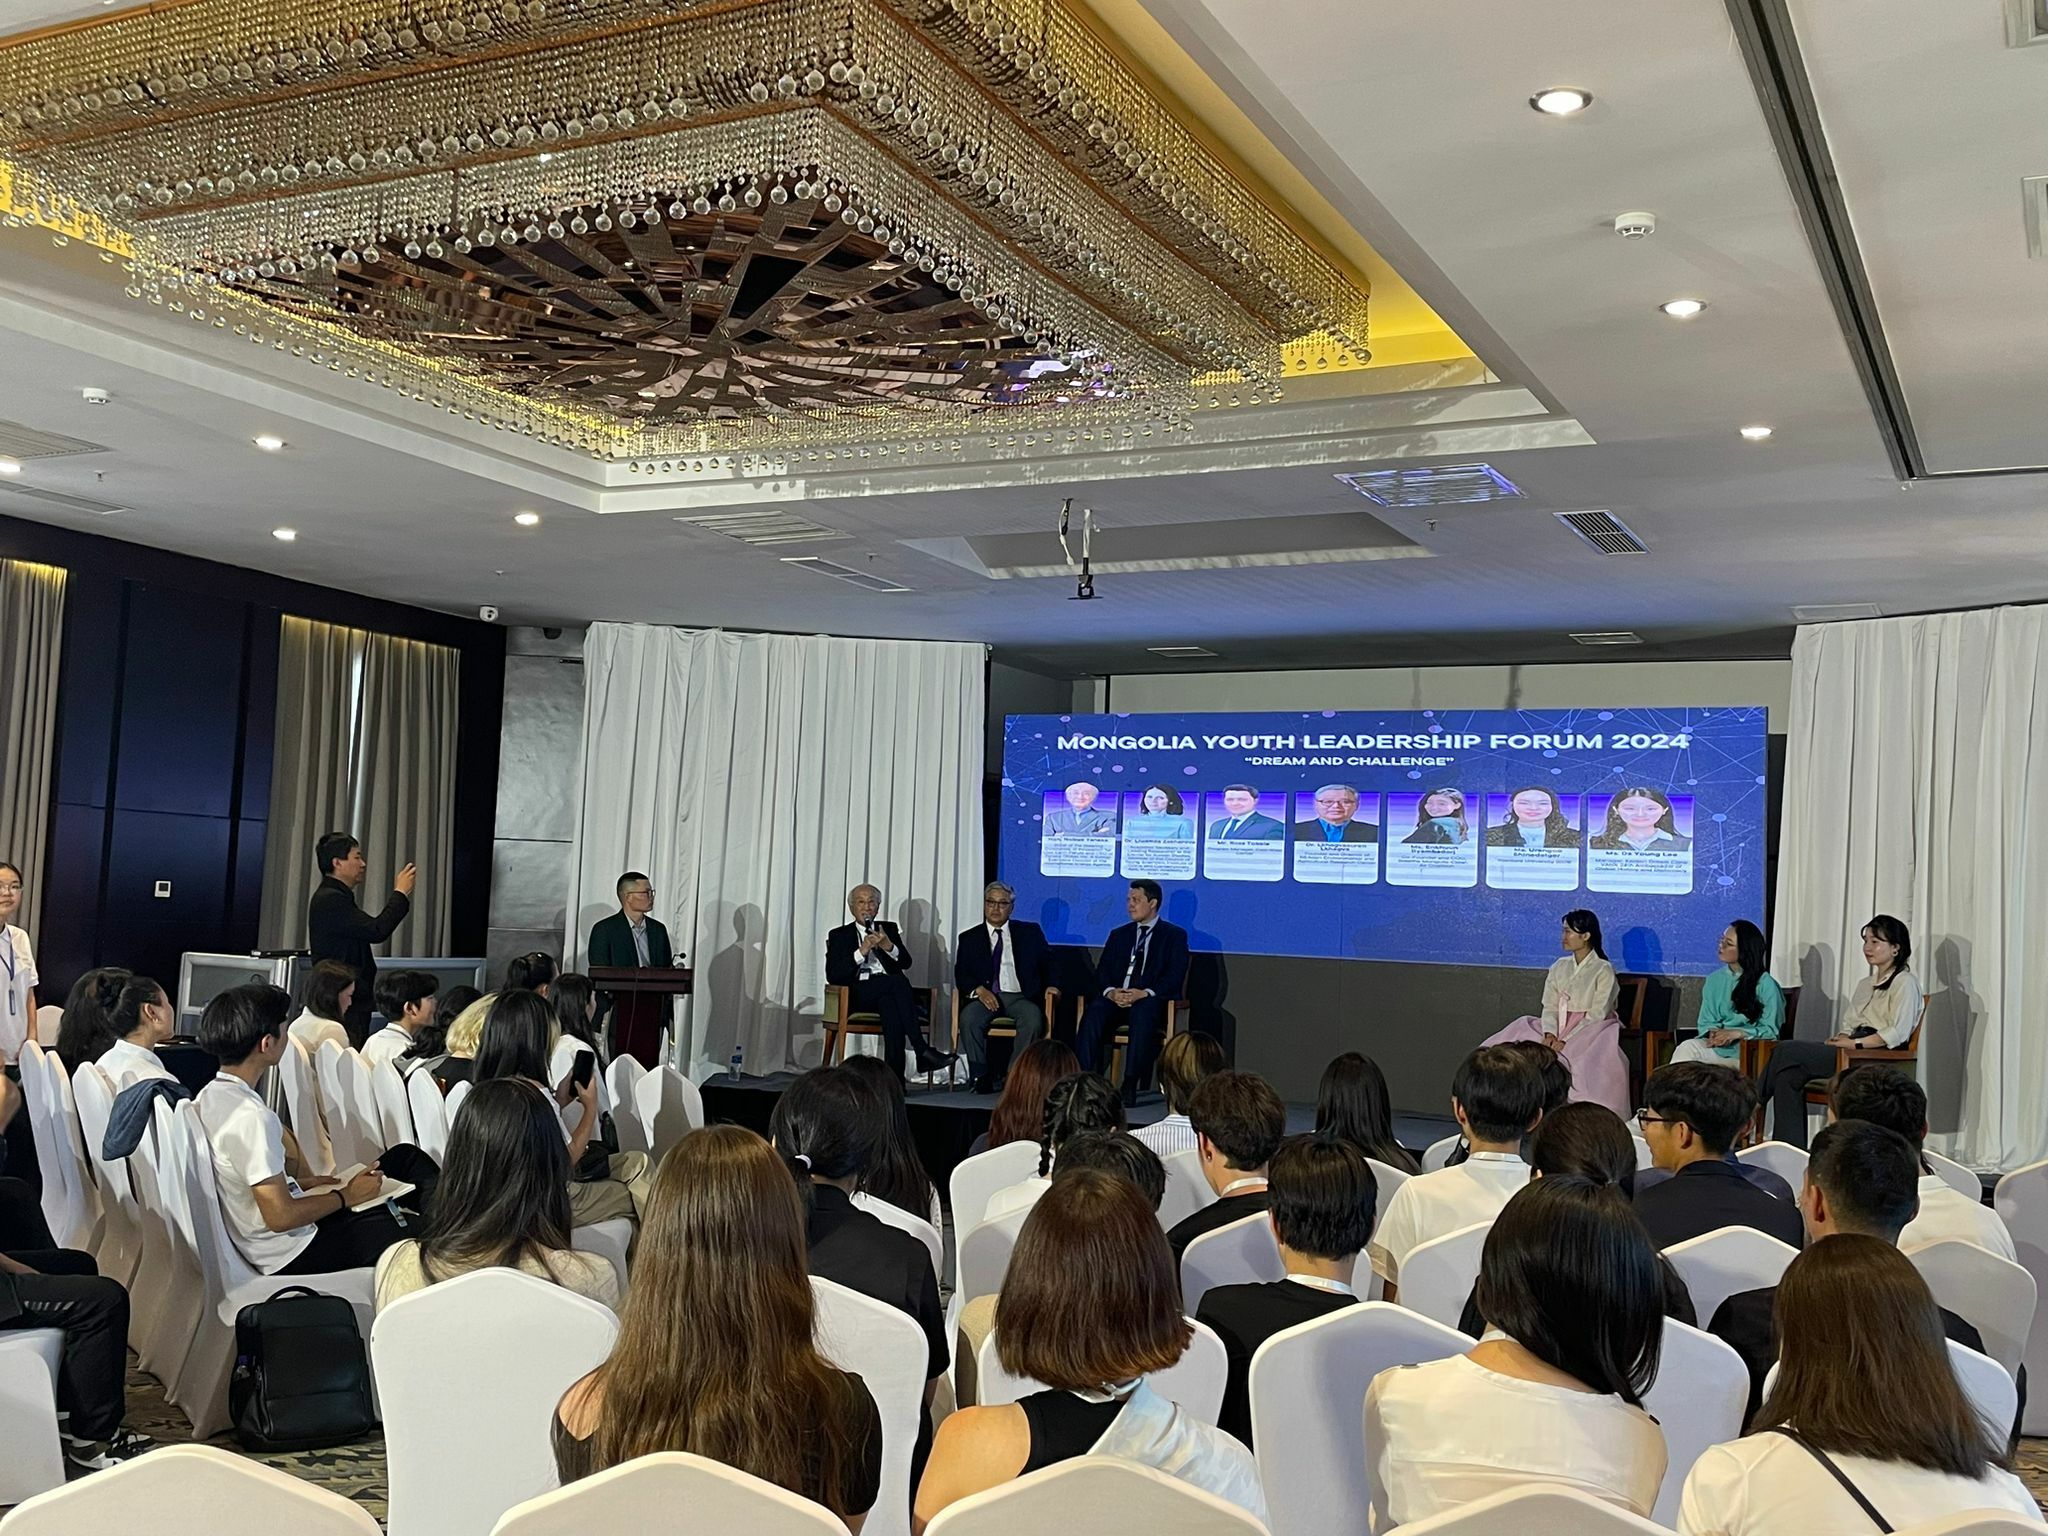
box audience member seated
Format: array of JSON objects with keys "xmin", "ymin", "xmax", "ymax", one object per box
[
  {"xmin": 430, "ymin": 989, "xmax": 493, "ymax": 1088},
  {"xmin": 1198, "ymin": 1134, "xmax": 1373, "ymax": 1447},
  {"xmin": 1831, "ymin": 1065, "xmax": 2015, "ymax": 1260},
  {"xmin": 1370, "ymin": 1046, "xmax": 1540, "ymax": 1300},
  {"xmin": 51, "ymin": 967, "xmax": 132, "ymax": 1071},
  {"xmin": 504, "ymin": 949, "xmax": 558, "ymax": 995},
  {"xmin": 1444, "ymin": 1039, "xmax": 1568, "ymax": 1168},
  {"xmin": 968, "ymin": 1039, "xmax": 1078, "ymax": 1157},
  {"xmin": 289, "ymin": 960, "xmax": 358, "ymax": 1057},
  {"xmin": 374, "ymin": 1077, "xmax": 619, "ymax": 1313},
  {"xmin": 97, "ymin": 974, "xmax": 179, "ymax": 1092},
  {"xmin": 1679, "ymin": 1235, "xmax": 2042, "ymax": 1534},
  {"xmin": 363, "ymin": 970, "xmax": 439, "ymax": 1071},
  {"xmin": 1456, "ymin": 1102, "xmax": 1696, "ymax": 1333},
  {"xmin": 0, "ymin": 1243, "xmax": 148, "ymax": 1469},
  {"xmin": 401, "ymin": 982, "xmax": 472, "ymax": 1079},
  {"xmin": 771, "ymin": 1068, "xmax": 948, "ymax": 1432},
  {"xmin": 1314, "ymin": 1050, "xmax": 1421, "ymax": 1174},
  {"xmin": 547, "ymin": 972, "xmax": 610, "ymax": 1123},
  {"xmin": 1137, "ymin": 1031, "xmax": 1225, "ymax": 1159},
  {"xmin": 915, "ymin": 1169, "xmax": 1266, "ymax": 1531},
  {"xmin": 1709, "ymin": 1119, "xmax": 1988, "ymax": 1427},
  {"xmin": 1166, "ymin": 1070, "xmax": 1287, "ymax": 1263},
  {"xmin": 984, "ymin": 1071, "xmax": 1125, "ymax": 1224},
  {"xmin": 195, "ymin": 983, "xmax": 418, "ymax": 1273},
  {"xmin": 476, "ymin": 989, "xmax": 645, "ymax": 1226},
  {"xmin": 553, "ymin": 1125, "xmax": 883, "ymax": 1529},
  {"xmin": 1367, "ymin": 1176, "xmax": 1667, "ymax": 1525},
  {"xmin": 840, "ymin": 1052, "xmax": 941, "ymax": 1226},
  {"xmin": 1634, "ymin": 1063, "xmax": 1803, "ymax": 1250}
]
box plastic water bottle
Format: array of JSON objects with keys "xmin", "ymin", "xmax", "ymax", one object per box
[{"xmin": 729, "ymin": 1044, "xmax": 744, "ymax": 1082}]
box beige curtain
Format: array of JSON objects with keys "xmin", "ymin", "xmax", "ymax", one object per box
[
  {"xmin": 259, "ymin": 616, "xmax": 459, "ymax": 953},
  {"xmin": 0, "ymin": 560, "xmax": 65, "ymax": 940}
]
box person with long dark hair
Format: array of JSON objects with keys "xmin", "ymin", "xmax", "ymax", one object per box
[
  {"xmin": 1760, "ymin": 914, "xmax": 1921, "ymax": 1150},
  {"xmin": 1402, "ymin": 787, "xmax": 1472, "ymax": 845},
  {"xmin": 288, "ymin": 959, "xmax": 357, "ymax": 1056},
  {"xmin": 974, "ymin": 1039, "xmax": 1078, "ymax": 1154},
  {"xmin": 1482, "ymin": 909, "xmax": 1628, "ymax": 1116},
  {"xmin": 1315, "ymin": 1051, "xmax": 1420, "ymax": 1173},
  {"xmin": 553, "ymin": 1125, "xmax": 883, "ymax": 1526},
  {"xmin": 1673, "ymin": 920, "xmax": 1785, "ymax": 1067},
  {"xmin": 375, "ymin": 1077, "xmax": 617, "ymax": 1312},
  {"xmin": 1679, "ymin": 1236, "xmax": 2040, "ymax": 1533},
  {"xmin": 547, "ymin": 972, "xmax": 609, "ymax": 1112},
  {"xmin": 839, "ymin": 1052, "xmax": 939, "ymax": 1228},
  {"xmin": 52, "ymin": 968, "xmax": 133, "ymax": 1072},
  {"xmin": 1591, "ymin": 786, "xmax": 1692, "ymax": 851},
  {"xmin": 1368, "ymin": 1177, "xmax": 1667, "ymax": 1524},
  {"xmin": 983, "ymin": 1071, "xmax": 1126, "ymax": 1223},
  {"xmin": 96, "ymin": 975, "xmax": 178, "ymax": 1092},
  {"xmin": 1483, "ymin": 786, "xmax": 1583, "ymax": 848},
  {"xmin": 1124, "ymin": 783, "xmax": 1194, "ymax": 840}
]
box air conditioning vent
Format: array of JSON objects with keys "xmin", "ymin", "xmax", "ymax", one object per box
[
  {"xmin": 1334, "ymin": 462, "xmax": 1525, "ymax": 508},
  {"xmin": 1554, "ymin": 509, "xmax": 1648, "ymax": 555},
  {"xmin": 0, "ymin": 419, "xmax": 107, "ymax": 462},
  {"xmin": 1569, "ymin": 631, "xmax": 1644, "ymax": 647},
  {"xmin": 674, "ymin": 508, "xmax": 847, "ymax": 545},
  {"xmin": 778, "ymin": 555, "xmax": 908, "ymax": 593},
  {"xmin": 1146, "ymin": 645, "xmax": 1219, "ymax": 659},
  {"xmin": 1791, "ymin": 602, "xmax": 1882, "ymax": 622},
  {"xmin": 0, "ymin": 483, "xmax": 124, "ymax": 515}
]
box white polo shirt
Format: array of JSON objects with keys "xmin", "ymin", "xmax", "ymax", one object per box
[
  {"xmin": 360, "ymin": 1024, "xmax": 414, "ymax": 1071},
  {"xmin": 99, "ymin": 1036, "xmax": 177, "ymax": 1094},
  {"xmin": 1904, "ymin": 1174, "xmax": 2018, "ymax": 1263},
  {"xmin": 0, "ymin": 924, "xmax": 38, "ymax": 1063},
  {"xmin": 195, "ymin": 1073, "xmax": 318, "ymax": 1274},
  {"xmin": 1369, "ymin": 1151, "xmax": 1531, "ymax": 1285}
]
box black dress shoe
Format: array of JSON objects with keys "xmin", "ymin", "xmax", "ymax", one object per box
[{"xmin": 917, "ymin": 1047, "xmax": 959, "ymax": 1076}]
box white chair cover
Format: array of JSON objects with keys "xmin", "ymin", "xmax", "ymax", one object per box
[
  {"xmin": 368, "ymin": 1059, "xmax": 416, "ymax": 1149},
  {"xmin": 373, "ymin": 1269, "xmax": 619, "ymax": 1536},
  {"xmin": 32, "ymin": 1003, "xmax": 61, "ymax": 1039},
  {"xmin": 405, "ymin": 1069, "xmax": 451, "ymax": 1162},
  {"xmin": 125, "ymin": 1100, "xmax": 203, "ymax": 1383},
  {"xmin": 811, "ymin": 1276, "xmax": 929, "ymax": 1536},
  {"xmin": 488, "ymin": 1451, "xmax": 847, "ymax": 1536},
  {"xmin": 921, "ymin": 1453, "xmax": 1268, "ymax": 1536},
  {"xmin": 48, "ymin": 1054, "xmax": 105, "ymax": 1251},
  {"xmin": 1926, "ymin": 1149, "xmax": 1984, "ymax": 1202},
  {"xmin": 1381, "ymin": 1483, "xmax": 1668, "ymax": 1534},
  {"xmin": 1179, "ymin": 1212, "xmax": 1284, "ymax": 1314},
  {"xmin": 1641, "ymin": 1319, "xmax": 1748, "ymax": 1527},
  {"xmin": 1735, "ymin": 1140, "xmax": 1808, "ymax": 1192},
  {"xmin": 1420, "ymin": 1133, "xmax": 1460, "ymax": 1173},
  {"xmin": 976, "ymin": 1318, "xmax": 1229, "ymax": 1427},
  {"xmin": 955, "ymin": 1207, "xmax": 1029, "ymax": 1309},
  {"xmin": 569, "ymin": 1219, "xmax": 632, "ymax": 1293},
  {"xmin": 1393, "ymin": 1220, "xmax": 1490, "ymax": 1330},
  {"xmin": 1993, "ymin": 1157, "xmax": 2048, "ymax": 1432},
  {"xmin": 1632, "ymin": 1135, "xmax": 1654, "ymax": 1173},
  {"xmin": 1159, "ymin": 1148, "xmax": 1216, "ymax": 1230},
  {"xmin": 1663, "ymin": 1226, "xmax": 1799, "ymax": 1327},
  {"xmin": 1252, "ymin": 1301, "xmax": 1468, "ymax": 1536},
  {"xmin": 853, "ymin": 1191, "xmax": 943, "ymax": 1285},
  {"xmin": 16, "ymin": 1043, "xmax": 94, "ymax": 1250},
  {"xmin": 278, "ymin": 1036, "xmax": 335, "ymax": 1179},
  {"xmin": 0, "ymin": 1442, "xmax": 381, "ymax": 1536},
  {"xmin": 315, "ymin": 1041, "xmax": 382, "ymax": 1172},
  {"xmin": 1905, "ymin": 1239, "xmax": 2037, "ymax": 1377},
  {"xmin": 69, "ymin": 1063, "xmax": 142, "ymax": 1290},
  {"xmin": 630, "ymin": 1064, "xmax": 702, "ymax": 1164},
  {"xmin": 445, "ymin": 1078, "xmax": 474, "ymax": 1124},
  {"xmin": 1761, "ymin": 1338, "xmax": 2014, "ymax": 1450},
  {"xmin": 948, "ymin": 1141, "xmax": 1039, "ymax": 1235},
  {"xmin": 604, "ymin": 1057, "xmax": 650, "ymax": 1154},
  {"xmin": 1363, "ymin": 1159, "xmax": 1412, "ymax": 1299},
  {"xmin": 0, "ymin": 1329, "xmax": 65, "ymax": 1505}
]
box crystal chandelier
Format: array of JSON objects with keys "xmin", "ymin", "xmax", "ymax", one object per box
[{"xmin": 0, "ymin": 0, "xmax": 1370, "ymax": 458}]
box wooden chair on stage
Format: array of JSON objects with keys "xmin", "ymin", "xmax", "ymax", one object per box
[
  {"xmin": 950, "ymin": 986, "xmax": 1062, "ymax": 1079},
  {"xmin": 1615, "ymin": 974, "xmax": 1660, "ymax": 1106},
  {"xmin": 822, "ymin": 984, "xmax": 942, "ymax": 1078},
  {"xmin": 1071, "ymin": 989, "xmax": 1188, "ymax": 1093},
  {"xmin": 1740, "ymin": 986, "xmax": 1797, "ymax": 1144},
  {"xmin": 1750, "ymin": 991, "xmax": 1925, "ymax": 1144}
]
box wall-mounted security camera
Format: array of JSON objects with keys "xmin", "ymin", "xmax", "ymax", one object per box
[{"xmin": 477, "ymin": 605, "xmax": 500, "ymax": 622}]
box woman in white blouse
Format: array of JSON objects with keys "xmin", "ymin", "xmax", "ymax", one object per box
[
  {"xmin": 0, "ymin": 859, "xmax": 38, "ymax": 1064},
  {"xmin": 1482, "ymin": 909, "xmax": 1630, "ymax": 1116},
  {"xmin": 1760, "ymin": 914, "xmax": 1923, "ymax": 1150},
  {"xmin": 97, "ymin": 976, "xmax": 179, "ymax": 1092},
  {"xmin": 1367, "ymin": 1175, "xmax": 1667, "ymax": 1525},
  {"xmin": 288, "ymin": 960, "xmax": 358, "ymax": 1056},
  {"xmin": 1679, "ymin": 1235, "xmax": 2041, "ymax": 1535}
]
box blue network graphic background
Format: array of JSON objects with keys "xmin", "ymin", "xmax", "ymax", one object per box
[{"xmin": 999, "ymin": 706, "xmax": 1769, "ymax": 975}]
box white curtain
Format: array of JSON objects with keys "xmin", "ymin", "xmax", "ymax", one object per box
[
  {"xmin": 567, "ymin": 623, "xmax": 986, "ymax": 1075},
  {"xmin": 1774, "ymin": 605, "xmax": 2048, "ymax": 1170}
]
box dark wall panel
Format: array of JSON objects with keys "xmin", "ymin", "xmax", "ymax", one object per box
[
  {"xmin": 38, "ymin": 803, "xmax": 108, "ymax": 988},
  {"xmin": 114, "ymin": 585, "xmax": 247, "ymax": 817}
]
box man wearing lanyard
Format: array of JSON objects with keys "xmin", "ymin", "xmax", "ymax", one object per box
[{"xmin": 1075, "ymin": 879, "xmax": 1190, "ymax": 1106}]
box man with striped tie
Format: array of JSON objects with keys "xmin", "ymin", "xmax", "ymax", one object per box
[{"xmin": 1076, "ymin": 880, "xmax": 1191, "ymax": 1107}]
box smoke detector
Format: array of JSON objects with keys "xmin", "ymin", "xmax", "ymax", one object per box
[
  {"xmin": 80, "ymin": 387, "xmax": 111, "ymax": 406},
  {"xmin": 1613, "ymin": 210, "xmax": 1657, "ymax": 240}
]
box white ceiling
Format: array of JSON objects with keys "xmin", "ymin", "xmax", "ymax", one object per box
[
  {"xmin": 0, "ymin": 0, "xmax": 119, "ymax": 37},
  {"xmin": 0, "ymin": 0, "xmax": 2044, "ymax": 675}
]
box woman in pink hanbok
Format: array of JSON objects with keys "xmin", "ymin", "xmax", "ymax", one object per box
[{"xmin": 1483, "ymin": 909, "xmax": 1630, "ymax": 1117}]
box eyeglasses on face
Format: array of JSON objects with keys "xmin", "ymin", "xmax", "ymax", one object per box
[{"xmin": 1632, "ymin": 1109, "xmax": 1677, "ymax": 1128}]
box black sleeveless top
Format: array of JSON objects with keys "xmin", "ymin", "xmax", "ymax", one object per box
[{"xmin": 1017, "ymin": 1389, "xmax": 1127, "ymax": 1474}]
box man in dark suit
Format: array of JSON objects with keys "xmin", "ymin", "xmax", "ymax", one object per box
[
  {"xmin": 1207, "ymin": 784, "xmax": 1285, "ymax": 841},
  {"xmin": 306, "ymin": 830, "xmax": 415, "ymax": 1047},
  {"xmin": 1197, "ymin": 1135, "xmax": 1373, "ymax": 1447},
  {"xmin": 1166, "ymin": 1071, "xmax": 1286, "ymax": 1263},
  {"xmin": 1634, "ymin": 1062, "xmax": 1805, "ymax": 1251},
  {"xmin": 953, "ymin": 881, "xmax": 1052, "ymax": 1094},
  {"xmin": 1290, "ymin": 783, "xmax": 1379, "ymax": 843},
  {"xmin": 1709, "ymin": 1120, "xmax": 1995, "ymax": 1429},
  {"xmin": 588, "ymin": 871, "xmax": 679, "ymax": 1059},
  {"xmin": 825, "ymin": 884, "xmax": 956, "ymax": 1081},
  {"xmin": 1075, "ymin": 879, "xmax": 1190, "ymax": 1105}
]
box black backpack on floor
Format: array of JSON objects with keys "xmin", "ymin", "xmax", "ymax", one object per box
[{"xmin": 229, "ymin": 1285, "xmax": 377, "ymax": 1451}]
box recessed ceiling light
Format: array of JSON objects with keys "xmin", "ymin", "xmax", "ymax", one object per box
[
  {"xmin": 514, "ymin": 511, "xmax": 541, "ymax": 526},
  {"xmin": 1530, "ymin": 87, "xmax": 1593, "ymax": 116},
  {"xmin": 253, "ymin": 434, "xmax": 286, "ymax": 452},
  {"xmin": 1659, "ymin": 298, "xmax": 1707, "ymax": 319},
  {"xmin": 0, "ymin": 458, "xmax": 20, "ymax": 476},
  {"xmin": 1739, "ymin": 424, "xmax": 1774, "ymax": 441},
  {"xmin": 271, "ymin": 527, "xmax": 297, "ymax": 541}
]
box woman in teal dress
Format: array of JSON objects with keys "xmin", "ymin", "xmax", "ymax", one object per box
[
  {"xmin": 1670, "ymin": 918, "xmax": 1784, "ymax": 1066},
  {"xmin": 1124, "ymin": 784, "xmax": 1194, "ymax": 840}
]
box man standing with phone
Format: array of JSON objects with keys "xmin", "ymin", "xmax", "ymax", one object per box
[{"xmin": 307, "ymin": 831, "xmax": 416, "ymax": 1048}]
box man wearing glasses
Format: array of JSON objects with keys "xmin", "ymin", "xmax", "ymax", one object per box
[
  {"xmin": 588, "ymin": 872, "xmax": 679, "ymax": 1048},
  {"xmin": 953, "ymin": 882, "xmax": 1052, "ymax": 1094}
]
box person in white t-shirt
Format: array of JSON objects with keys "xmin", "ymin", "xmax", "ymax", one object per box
[
  {"xmin": 1829, "ymin": 1065, "xmax": 2016, "ymax": 1261},
  {"xmin": 1368, "ymin": 1176, "xmax": 1668, "ymax": 1526},
  {"xmin": 1370, "ymin": 1045, "xmax": 1542, "ymax": 1301},
  {"xmin": 0, "ymin": 859, "xmax": 39, "ymax": 1065},
  {"xmin": 96, "ymin": 976, "xmax": 179, "ymax": 1093},
  {"xmin": 362, "ymin": 970, "xmax": 439, "ymax": 1071},
  {"xmin": 194, "ymin": 982, "xmax": 408, "ymax": 1275},
  {"xmin": 1678, "ymin": 1235, "xmax": 2042, "ymax": 1535},
  {"xmin": 1135, "ymin": 1030, "xmax": 1223, "ymax": 1159},
  {"xmin": 288, "ymin": 960, "xmax": 357, "ymax": 1057}
]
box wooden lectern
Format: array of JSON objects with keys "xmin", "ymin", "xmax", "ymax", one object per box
[{"xmin": 590, "ymin": 965, "xmax": 694, "ymax": 1068}]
